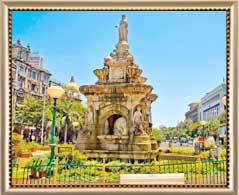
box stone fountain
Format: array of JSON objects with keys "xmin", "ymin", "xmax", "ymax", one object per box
[{"xmin": 76, "ymin": 15, "xmax": 159, "ymax": 161}]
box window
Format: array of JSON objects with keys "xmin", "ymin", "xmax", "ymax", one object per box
[
  {"xmin": 17, "ymin": 79, "xmax": 23, "ymax": 88},
  {"xmin": 43, "ymin": 74, "xmax": 49, "ymax": 83},
  {"xmin": 31, "ymin": 71, "xmax": 37, "ymax": 79},
  {"xmin": 42, "ymin": 87, "xmax": 46, "ymax": 95},
  {"xmin": 16, "ymin": 95, "xmax": 24, "ymax": 104},
  {"xmin": 18, "ymin": 66, "xmax": 24, "ymax": 73},
  {"xmin": 28, "ymin": 69, "xmax": 31, "ymax": 77},
  {"xmin": 31, "ymin": 84, "xmax": 36, "ymax": 91}
]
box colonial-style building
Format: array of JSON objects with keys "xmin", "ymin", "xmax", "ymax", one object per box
[
  {"xmin": 198, "ymin": 81, "xmax": 226, "ymax": 121},
  {"xmin": 185, "ymin": 102, "xmax": 200, "ymax": 122},
  {"xmin": 12, "ymin": 40, "xmax": 51, "ymax": 105},
  {"xmin": 185, "ymin": 81, "xmax": 226, "ymax": 122}
]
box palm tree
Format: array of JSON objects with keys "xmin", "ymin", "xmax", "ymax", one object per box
[
  {"xmin": 61, "ymin": 108, "xmax": 80, "ymax": 144},
  {"xmin": 58, "ymin": 97, "xmax": 85, "ymax": 144}
]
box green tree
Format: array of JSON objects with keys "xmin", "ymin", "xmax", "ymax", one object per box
[
  {"xmin": 207, "ymin": 118, "xmax": 220, "ymax": 135},
  {"xmin": 57, "ymin": 97, "xmax": 86, "ymax": 143},
  {"xmin": 16, "ymin": 95, "xmax": 50, "ymax": 128},
  {"xmin": 15, "ymin": 94, "xmax": 86, "ymax": 144},
  {"xmin": 190, "ymin": 121, "xmax": 202, "ymax": 131},
  {"xmin": 176, "ymin": 119, "xmax": 193, "ymax": 139},
  {"xmin": 152, "ymin": 128, "xmax": 162, "ymax": 141},
  {"xmin": 217, "ymin": 112, "xmax": 226, "ymax": 124}
]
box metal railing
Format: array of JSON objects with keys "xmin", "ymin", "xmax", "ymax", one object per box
[{"xmin": 11, "ymin": 159, "xmax": 227, "ymax": 186}]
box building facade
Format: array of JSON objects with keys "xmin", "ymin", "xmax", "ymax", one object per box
[
  {"xmin": 185, "ymin": 102, "xmax": 200, "ymax": 122},
  {"xmin": 198, "ymin": 82, "xmax": 226, "ymax": 121},
  {"xmin": 12, "ymin": 40, "xmax": 51, "ymax": 105},
  {"xmin": 185, "ymin": 82, "xmax": 226, "ymax": 122}
]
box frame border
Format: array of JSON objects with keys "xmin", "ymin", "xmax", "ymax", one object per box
[{"xmin": 0, "ymin": 0, "xmax": 238, "ymax": 195}]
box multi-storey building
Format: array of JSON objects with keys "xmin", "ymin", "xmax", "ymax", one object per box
[
  {"xmin": 12, "ymin": 40, "xmax": 51, "ymax": 104},
  {"xmin": 185, "ymin": 102, "xmax": 200, "ymax": 122},
  {"xmin": 185, "ymin": 81, "xmax": 226, "ymax": 122},
  {"xmin": 198, "ymin": 82, "xmax": 226, "ymax": 121}
]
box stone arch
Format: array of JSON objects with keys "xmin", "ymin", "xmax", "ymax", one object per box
[{"xmin": 98, "ymin": 104, "xmax": 130, "ymax": 135}]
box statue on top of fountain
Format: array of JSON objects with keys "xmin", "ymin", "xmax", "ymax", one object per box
[{"xmin": 119, "ymin": 15, "xmax": 128, "ymax": 42}]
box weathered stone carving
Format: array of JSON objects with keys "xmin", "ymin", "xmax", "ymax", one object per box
[
  {"xmin": 94, "ymin": 68, "xmax": 109, "ymax": 83},
  {"xmin": 133, "ymin": 106, "xmax": 147, "ymax": 136},
  {"xmin": 119, "ymin": 15, "xmax": 128, "ymax": 42}
]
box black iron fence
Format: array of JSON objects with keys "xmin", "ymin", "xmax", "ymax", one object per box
[{"xmin": 12, "ymin": 159, "xmax": 227, "ymax": 186}]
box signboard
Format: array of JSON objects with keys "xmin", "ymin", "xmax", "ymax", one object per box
[
  {"xmin": 198, "ymin": 137, "xmax": 206, "ymax": 144},
  {"xmin": 56, "ymin": 146, "xmax": 73, "ymax": 156},
  {"xmin": 219, "ymin": 127, "xmax": 226, "ymax": 138}
]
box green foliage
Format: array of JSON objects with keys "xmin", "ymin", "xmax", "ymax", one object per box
[
  {"xmin": 16, "ymin": 95, "xmax": 51, "ymax": 128},
  {"xmin": 25, "ymin": 156, "xmax": 49, "ymax": 167},
  {"xmin": 106, "ymin": 160, "xmax": 129, "ymax": 172},
  {"xmin": 26, "ymin": 141, "xmax": 41, "ymax": 149},
  {"xmin": 190, "ymin": 121, "xmax": 202, "ymax": 131},
  {"xmin": 160, "ymin": 147, "xmax": 195, "ymax": 155},
  {"xmin": 72, "ymin": 150, "xmax": 87, "ymax": 161},
  {"xmin": 217, "ymin": 112, "xmax": 226, "ymax": 124},
  {"xmin": 57, "ymin": 97, "xmax": 86, "ymax": 143},
  {"xmin": 12, "ymin": 132, "xmax": 23, "ymax": 145},
  {"xmin": 15, "ymin": 94, "xmax": 86, "ymax": 143},
  {"xmin": 83, "ymin": 160, "xmax": 102, "ymax": 166},
  {"xmin": 152, "ymin": 128, "xmax": 162, "ymax": 141},
  {"xmin": 219, "ymin": 148, "xmax": 227, "ymax": 159},
  {"xmin": 207, "ymin": 118, "xmax": 220, "ymax": 134},
  {"xmin": 161, "ymin": 119, "xmax": 193, "ymax": 140},
  {"xmin": 12, "ymin": 132, "xmax": 25, "ymax": 158}
]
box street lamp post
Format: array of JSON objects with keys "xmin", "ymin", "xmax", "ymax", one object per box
[
  {"xmin": 47, "ymin": 85, "xmax": 65, "ymax": 166},
  {"xmin": 41, "ymin": 84, "xmax": 46, "ymax": 144}
]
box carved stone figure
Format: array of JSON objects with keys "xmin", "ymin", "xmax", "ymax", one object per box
[
  {"xmin": 87, "ymin": 109, "xmax": 93, "ymax": 123},
  {"xmin": 114, "ymin": 117, "xmax": 127, "ymax": 135},
  {"xmin": 119, "ymin": 15, "xmax": 128, "ymax": 42},
  {"xmin": 133, "ymin": 106, "xmax": 147, "ymax": 135}
]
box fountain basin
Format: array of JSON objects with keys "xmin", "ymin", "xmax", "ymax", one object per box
[{"xmin": 97, "ymin": 135, "xmax": 129, "ymax": 151}]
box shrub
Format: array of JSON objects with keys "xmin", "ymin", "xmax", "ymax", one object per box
[
  {"xmin": 220, "ymin": 148, "xmax": 226, "ymax": 159},
  {"xmin": 12, "ymin": 133, "xmax": 28, "ymax": 158},
  {"xmin": 161, "ymin": 147, "xmax": 195, "ymax": 155},
  {"xmin": 106, "ymin": 160, "xmax": 129, "ymax": 172},
  {"xmin": 26, "ymin": 141, "xmax": 41, "ymax": 149},
  {"xmin": 72, "ymin": 150, "xmax": 87, "ymax": 161}
]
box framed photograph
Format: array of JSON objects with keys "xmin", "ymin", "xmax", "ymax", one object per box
[{"xmin": 0, "ymin": 0, "xmax": 238, "ymax": 195}]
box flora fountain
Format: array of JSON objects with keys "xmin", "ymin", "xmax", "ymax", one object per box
[{"xmin": 76, "ymin": 15, "xmax": 159, "ymax": 161}]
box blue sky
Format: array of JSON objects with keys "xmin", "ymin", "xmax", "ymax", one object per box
[{"xmin": 12, "ymin": 11, "xmax": 226, "ymax": 127}]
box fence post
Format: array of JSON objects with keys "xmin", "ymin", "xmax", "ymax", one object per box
[
  {"xmin": 102, "ymin": 159, "xmax": 106, "ymax": 183},
  {"xmin": 197, "ymin": 155, "xmax": 202, "ymax": 185},
  {"xmin": 153, "ymin": 157, "xmax": 157, "ymax": 174}
]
